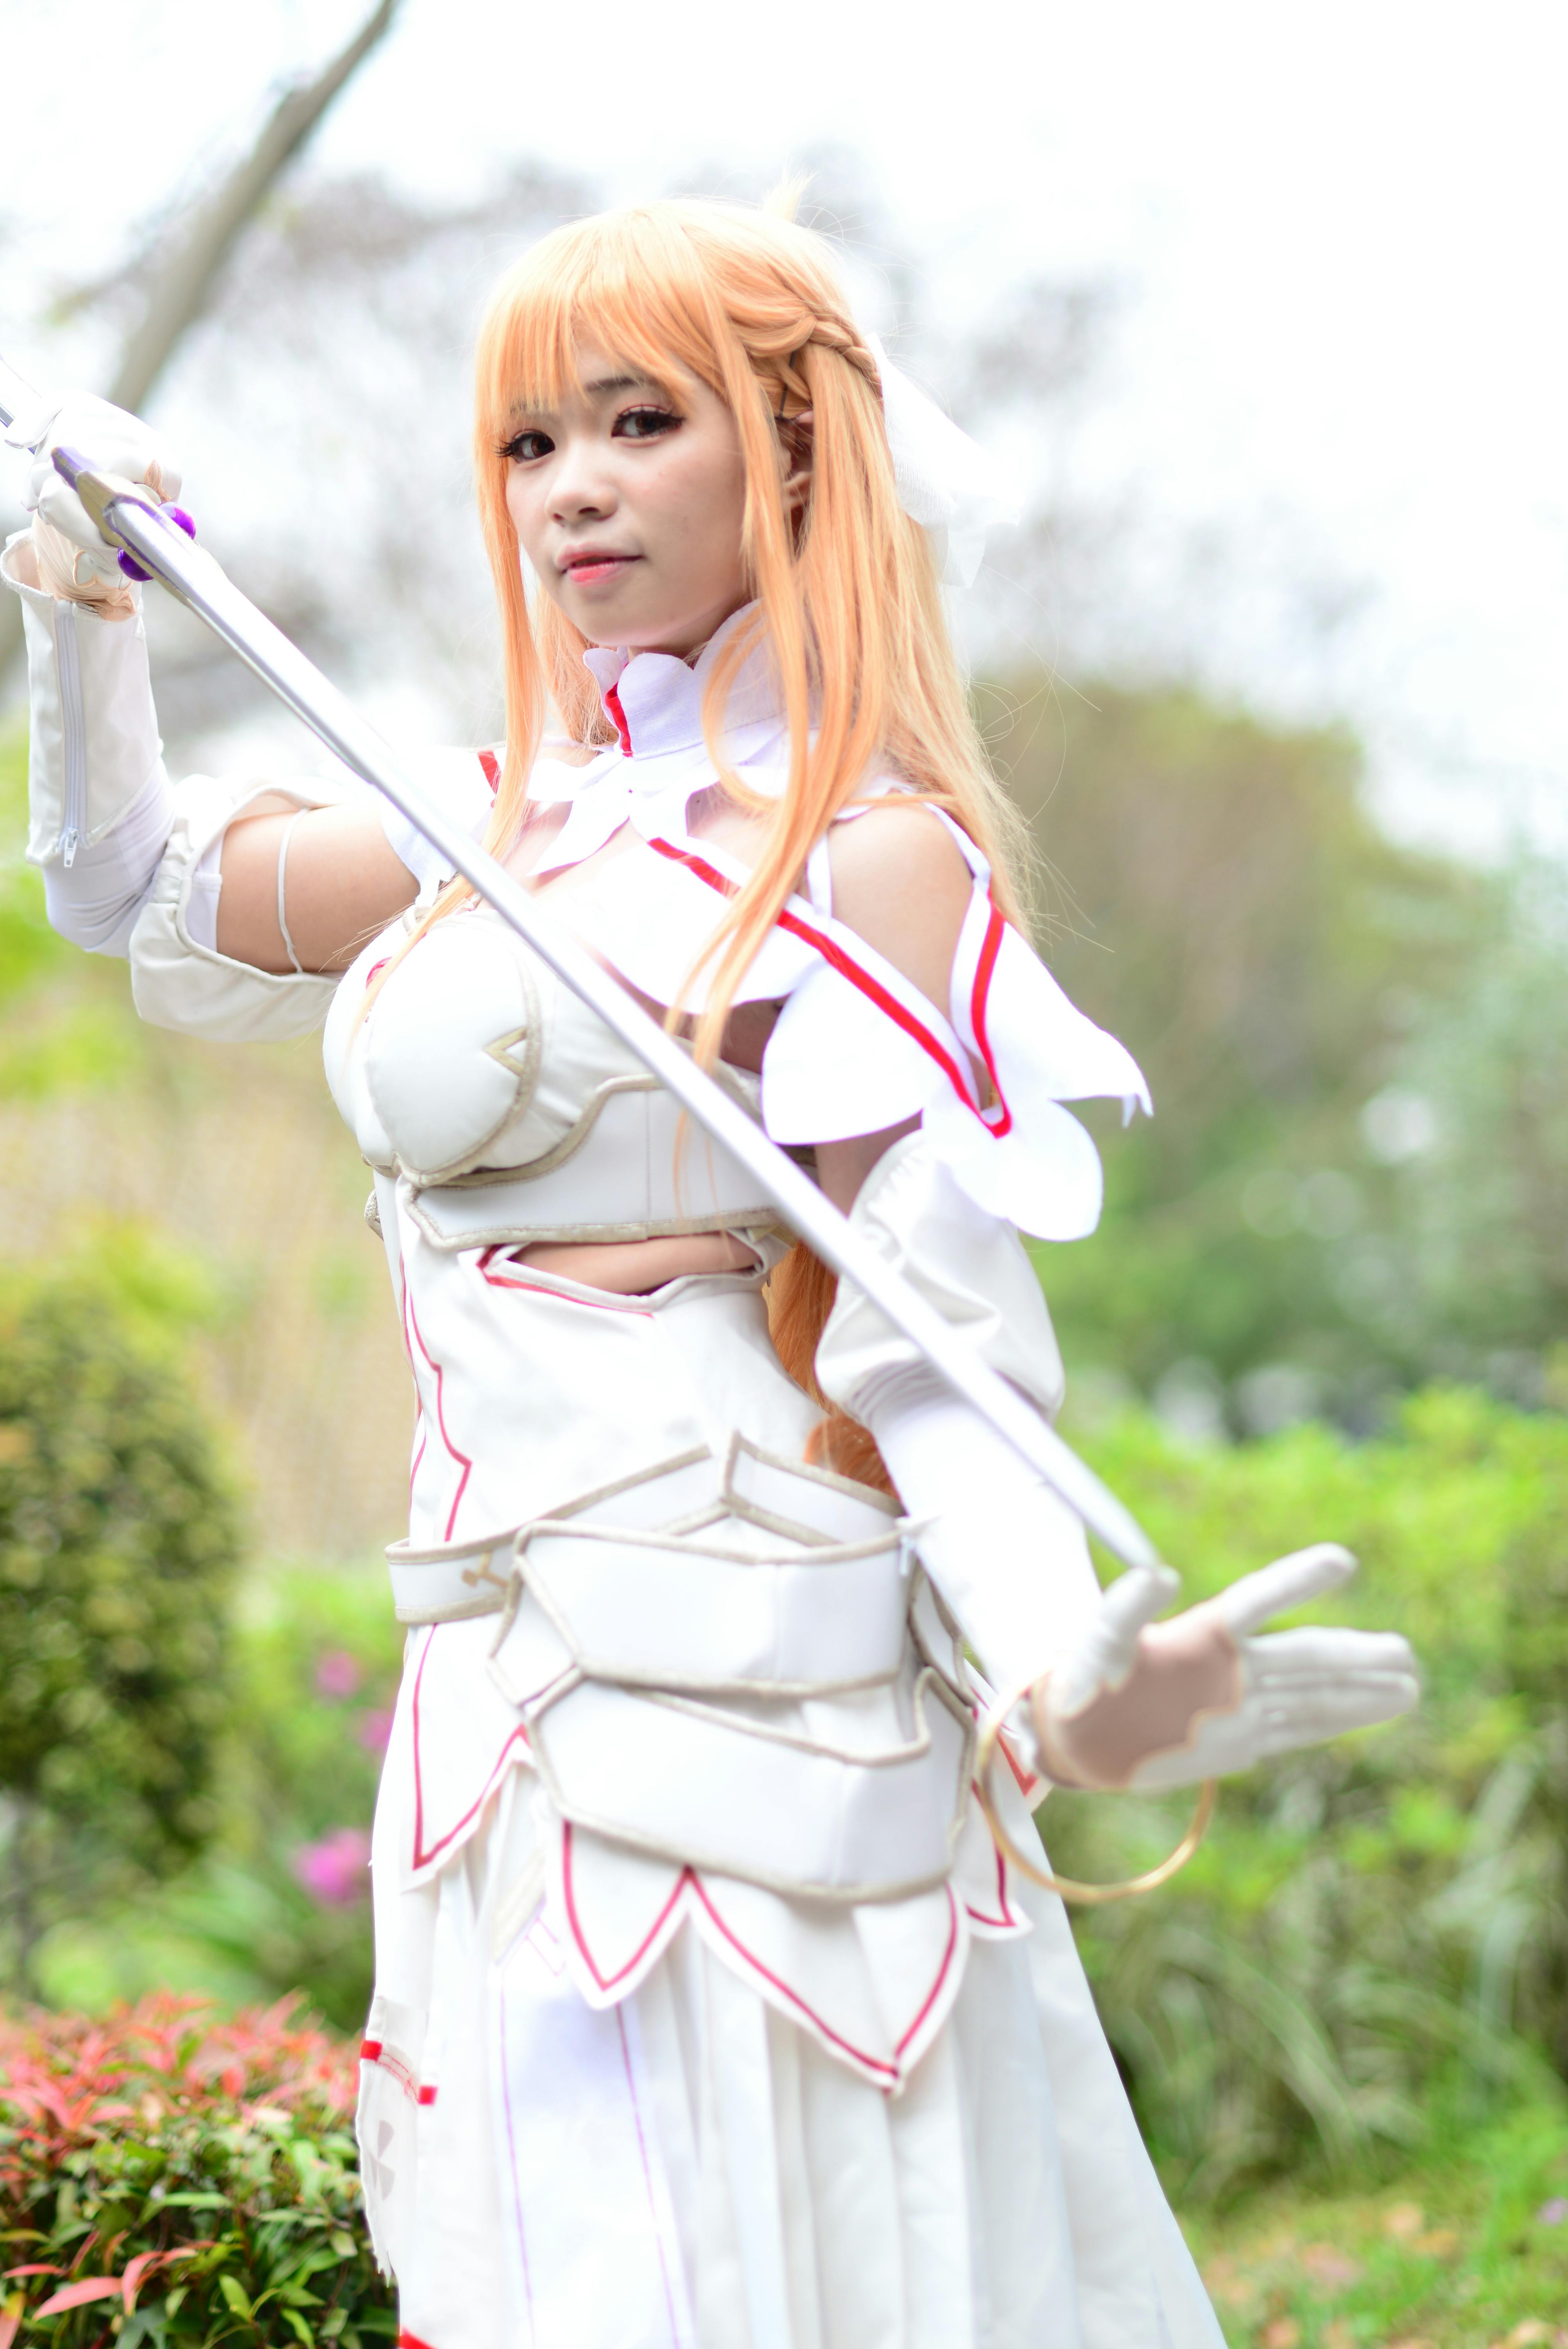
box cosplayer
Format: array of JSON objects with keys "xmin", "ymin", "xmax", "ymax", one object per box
[{"xmin": 5, "ymin": 201, "xmax": 1416, "ymax": 2349}]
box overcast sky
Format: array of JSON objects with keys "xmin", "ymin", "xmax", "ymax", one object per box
[{"xmin": 4, "ymin": 0, "xmax": 1564, "ymax": 860}]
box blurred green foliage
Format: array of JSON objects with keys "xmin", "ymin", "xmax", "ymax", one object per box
[
  {"xmin": 1053, "ymin": 1388, "xmax": 1568, "ymax": 2200},
  {"xmin": 995, "ymin": 680, "xmax": 1568, "ymax": 1426},
  {"xmin": 0, "ymin": 1240, "xmax": 244, "ymax": 1989},
  {"xmin": 37, "ymin": 1561, "xmax": 402, "ymax": 2036},
  {"xmin": 0, "ymin": 723, "xmax": 142, "ymax": 1096}
]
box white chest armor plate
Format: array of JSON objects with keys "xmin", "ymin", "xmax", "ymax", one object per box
[{"xmin": 324, "ymin": 905, "xmax": 781, "ymax": 1249}]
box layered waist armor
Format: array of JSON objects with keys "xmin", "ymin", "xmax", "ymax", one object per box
[{"xmin": 385, "ymin": 1440, "xmax": 976, "ymax": 1904}]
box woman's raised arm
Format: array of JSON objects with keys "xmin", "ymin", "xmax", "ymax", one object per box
[{"xmin": 215, "ymin": 802, "xmax": 416, "ymax": 975}]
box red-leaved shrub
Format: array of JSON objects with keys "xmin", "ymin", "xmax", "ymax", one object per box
[{"xmin": 0, "ymin": 1994, "xmax": 392, "ymax": 2345}]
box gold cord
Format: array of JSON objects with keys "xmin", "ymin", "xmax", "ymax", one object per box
[{"xmin": 975, "ymin": 1680, "xmax": 1217, "ymax": 1907}]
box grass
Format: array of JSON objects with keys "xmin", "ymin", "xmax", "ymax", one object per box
[{"xmin": 1179, "ymin": 2103, "xmax": 1568, "ymax": 2346}]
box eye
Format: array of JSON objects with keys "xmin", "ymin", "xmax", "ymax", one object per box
[
  {"xmin": 613, "ymin": 405, "xmax": 680, "ymax": 441},
  {"xmin": 501, "ymin": 428, "xmax": 554, "ymax": 463}
]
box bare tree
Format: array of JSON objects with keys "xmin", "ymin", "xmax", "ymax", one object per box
[{"xmin": 0, "ymin": 0, "xmax": 401, "ymax": 688}]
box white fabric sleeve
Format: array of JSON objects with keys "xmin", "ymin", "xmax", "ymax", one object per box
[
  {"xmin": 813, "ymin": 1131, "xmax": 1099, "ymax": 1700},
  {"xmin": 3, "ymin": 526, "xmax": 170, "ymax": 905},
  {"xmin": 40, "ymin": 765, "xmax": 174, "ymax": 955}
]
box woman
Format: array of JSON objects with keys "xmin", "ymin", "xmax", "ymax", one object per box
[{"xmin": 6, "ymin": 200, "xmax": 1415, "ymax": 2349}]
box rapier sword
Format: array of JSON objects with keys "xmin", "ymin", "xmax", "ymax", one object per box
[{"xmin": 0, "ymin": 356, "xmax": 1165, "ymax": 1579}]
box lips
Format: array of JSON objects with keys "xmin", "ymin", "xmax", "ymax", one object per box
[{"xmin": 559, "ymin": 549, "xmax": 638, "ymax": 584}]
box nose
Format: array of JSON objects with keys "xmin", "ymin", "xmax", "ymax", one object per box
[{"xmin": 549, "ymin": 430, "xmax": 618, "ymax": 526}]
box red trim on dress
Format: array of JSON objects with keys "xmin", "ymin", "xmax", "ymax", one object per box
[
  {"xmin": 409, "ymin": 1627, "xmax": 531, "ymax": 1874},
  {"xmin": 401, "ymin": 1285, "xmax": 473, "ymax": 1542},
  {"xmin": 963, "ymin": 1829, "xmax": 1021, "ymax": 1932},
  {"xmin": 559, "ymin": 1823, "xmax": 959, "ymax": 2087},
  {"xmin": 399, "ymin": 2333, "xmax": 440, "ymax": 2348},
  {"xmin": 604, "ymin": 684, "xmax": 633, "ymax": 758},
  {"xmin": 478, "ymin": 746, "xmax": 502, "ymax": 793},
  {"xmin": 889, "ymin": 1888, "xmax": 962, "ymax": 2051},
  {"xmin": 560, "ymin": 1823, "xmax": 692, "ymax": 1992},
  {"xmin": 645, "ymin": 835, "xmax": 992, "ymax": 1120},
  {"xmin": 968, "ymin": 901, "xmax": 1014, "ymax": 1136},
  {"xmin": 478, "ymin": 1246, "xmax": 655, "ymax": 1319},
  {"xmin": 361, "ymin": 2039, "xmax": 423, "ymax": 2098}
]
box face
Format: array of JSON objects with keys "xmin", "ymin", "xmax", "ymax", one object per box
[{"xmin": 502, "ymin": 342, "xmax": 750, "ymax": 660}]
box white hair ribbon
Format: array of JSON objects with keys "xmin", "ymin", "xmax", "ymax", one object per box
[{"xmin": 866, "ymin": 331, "xmax": 1017, "ymax": 588}]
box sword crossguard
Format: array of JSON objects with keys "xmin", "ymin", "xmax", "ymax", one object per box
[{"xmin": 49, "ymin": 444, "xmax": 196, "ymax": 579}]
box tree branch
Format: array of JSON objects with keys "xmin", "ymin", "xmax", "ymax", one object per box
[
  {"xmin": 109, "ymin": 0, "xmax": 401, "ymax": 414},
  {"xmin": 2, "ymin": 0, "xmax": 401, "ymax": 692}
]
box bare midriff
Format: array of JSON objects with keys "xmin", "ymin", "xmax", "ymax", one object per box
[{"xmin": 513, "ymin": 1230, "xmax": 763, "ymax": 1296}]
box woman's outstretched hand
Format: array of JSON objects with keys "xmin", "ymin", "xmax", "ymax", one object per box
[
  {"xmin": 1030, "ymin": 1545, "xmax": 1419, "ymax": 1792},
  {"xmin": 23, "ymin": 390, "xmax": 182, "ymax": 614}
]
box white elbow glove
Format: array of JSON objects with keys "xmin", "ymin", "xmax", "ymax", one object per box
[
  {"xmin": 2, "ymin": 527, "xmax": 171, "ymax": 949},
  {"xmin": 814, "ymin": 1134, "xmax": 1090, "ymax": 1701},
  {"xmin": 0, "ymin": 393, "xmax": 184, "ymax": 947},
  {"xmin": 816, "ymin": 1134, "xmax": 1420, "ymax": 1789}
]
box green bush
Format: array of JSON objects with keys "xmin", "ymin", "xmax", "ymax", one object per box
[
  {"xmin": 1051, "ymin": 1388, "xmax": 1568, "ymax": 2200},
  {"xmin": 0, "ymin": 1994, "xmax": 393, "ymax": 2346},
  {"xmin": 36, "ymin": 1564, "xmax": 402, "ymax": 2035},
  {"xmin": 0, "ymin": 1247, "xmax": 244, "ymax": 1988}
]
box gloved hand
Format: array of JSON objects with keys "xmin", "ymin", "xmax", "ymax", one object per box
[
  {"xmin": 23, "ymin": 392, "xmax": 182, "ymax": 614},
  {"xmin": 1031, "ymin": 1544, "xmax": 1418, "ymax": 1791}
]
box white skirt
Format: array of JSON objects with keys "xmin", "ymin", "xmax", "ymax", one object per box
[{"xmin": 358, "ymin": 1764, "xmax": 1222, "ymax": 2349}]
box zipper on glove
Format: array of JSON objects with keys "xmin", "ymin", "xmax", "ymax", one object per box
[{"xmin": 53, "ymin": 599, "xmax": 85, "ymax": 867}]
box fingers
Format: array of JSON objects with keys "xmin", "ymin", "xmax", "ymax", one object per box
[
  {"xmin": 22, "ymin": 394, "xmax": 181, "ymax": 560},
  {"xmin": 32, "ymin": 478, "xmax": 123, "ymax": 580},
  {"xmin": 1245, "ymin": 1624, "xmax": 1418, "ymax": 1694},
  {"xmin": 1130, "ymin": 1646, "xmax": 1420, "ymax": 1789},
  {"xmin": 1215, "ymin": 1543, "xmax": 1357, "ymax": 1638},
  {"xmin": 1053, "ymin": 1560, "xmax": 1180, "ymax": 1718}
]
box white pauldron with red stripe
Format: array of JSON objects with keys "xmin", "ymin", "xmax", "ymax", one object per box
[{"xmin": 325, "ymin": 604, "xmax": 1148, "ymax": 2087}]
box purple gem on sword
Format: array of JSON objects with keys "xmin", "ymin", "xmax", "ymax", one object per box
[
  {"xmin": 49, "ymin": 439, "xmax": 195, "ymax": 582},
  {"xmin": 119, "ymin": 505, "xmax": 195, "ymax": 582}
]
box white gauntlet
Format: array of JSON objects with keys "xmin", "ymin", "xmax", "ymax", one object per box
[
  {"xmin": 1034, "ymin": 1546, "xmax": 1419, "ymax": 1791},
  {"xmin": 814, "ymin": 1132, "xmax": 1099, "ymax": 1704},
  {"xmin": 2, "ymin": 529, "xmax": 167, "ymax": 905},
  {"xmin": 817, "ymin": 1132, "xmax": 1421, "ymax": 1791}
]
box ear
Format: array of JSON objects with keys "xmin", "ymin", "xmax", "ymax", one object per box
[{"xmin": 777, "ymin": 407, "xmax": 814, "ymax": 517}]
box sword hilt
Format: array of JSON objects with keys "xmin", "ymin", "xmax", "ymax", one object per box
[{"xmin": 49, "ymin": 444, "xmax": 196, "ymax": 579}]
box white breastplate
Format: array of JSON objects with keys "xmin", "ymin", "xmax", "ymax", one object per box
[{"xmin": 324, "ymin": 905, "xmax": 780, "ymax": 1248}]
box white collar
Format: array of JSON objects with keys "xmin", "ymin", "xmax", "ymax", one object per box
[
  {"xmin": 579, "ymin": 603, "xmax": 786, "ymax": 770},
  {"xmin": 527, "ymin": 605, "xmax": 791, "ymax": 877}
]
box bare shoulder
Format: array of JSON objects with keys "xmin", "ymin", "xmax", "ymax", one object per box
[{"xmin": 826, "ymin": 798, "xmax": 973, "ymax": 1013}]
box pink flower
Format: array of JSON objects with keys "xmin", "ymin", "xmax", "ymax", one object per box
[
  {"xmin": 356, "ymin": 1708, "xmax": 394, "ymax": 1754},
  {"xmin": 292, "ymin": 1828, "xmax": 371, "ymax": 1907},
  {"xmin": 315, "ymin": 1650, "xmax": 362, "ymax": 1700}
]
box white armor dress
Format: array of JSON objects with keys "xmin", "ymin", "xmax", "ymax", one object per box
[{"xmin": 5, "ymin": 553, "xmax": 1223, "ymax": 2349}]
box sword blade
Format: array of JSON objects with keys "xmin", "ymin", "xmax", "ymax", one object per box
[
  {"xmin": 36, "ymin": 436, "xmax": 1161, "ymax": 1575},
  {"xmin": 0, "ymin": 354, "xmax": 56, "ymax": 452}
]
